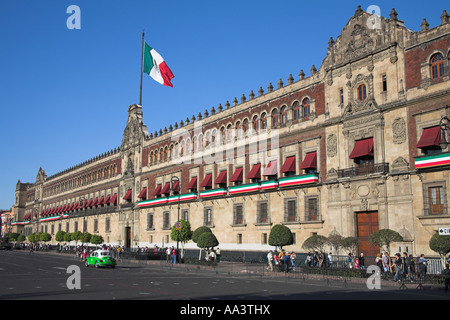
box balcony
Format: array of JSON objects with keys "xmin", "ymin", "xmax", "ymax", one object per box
[{"xmin": 337, "ymin": 162, "xmax": 389, "ymax": 178}]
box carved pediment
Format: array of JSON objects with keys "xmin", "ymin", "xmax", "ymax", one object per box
[{"xmin": 121, "ymin": 104, "xmax": 149, "ymax": 150}]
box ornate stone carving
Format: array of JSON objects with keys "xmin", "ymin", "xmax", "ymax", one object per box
[
  {"xmin": 392, "ymin": 118, "xmax": 406, "ymax": 144},
  {"xmin": 326, "ymin": 134, "xmax": 337, "ymax": 157}
]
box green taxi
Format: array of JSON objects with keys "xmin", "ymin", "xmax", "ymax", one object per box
[{"xmin": 85, "ymin": 250, "xmax": 116, "ymax": 268}]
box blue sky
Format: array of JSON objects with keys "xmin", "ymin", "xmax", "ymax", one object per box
[{"xmin": 0, "ymin": 0, "xmax": 445, "ymax": 210}]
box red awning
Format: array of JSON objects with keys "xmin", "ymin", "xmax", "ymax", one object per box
[
  {"xmin": 172, "ymin": 181, "xmax": 179, "ymax": 192},
  {"xmin": 280, "ymin": 156, "xmax": 296, "ymax": 173},
  {"xmin": 187, "ymin": 177, "xmax": 198, "ymax": 189},
  {"xmin": 230, "ymin": 167, "xmax": 243, "ymax": 182},
  {"xmin": 98, "ymin": 197, "xmax": 104, "ymax": 205},
  {"xmin": 349, "ymin": 138, "xmax": 374, "ymax": 159},
  {"xmin": 215, "ymin": 171, "xmax": 227, "ymax": 184},
  {"xmin": 152, "ymin": 184, "xmax": 162, "ymax": 196},
  {"xmin": 138, "ymin": 188, "xmax": 147, "ymax": 199},
  {"xmin": 87, "ymin": 199, "xmax": 94, "ymax": 207},
  {"xmin": 417, "ymin": 126, "xmax": 441, "ymax": 148},
  {"xmin": 104, "ymin": 195, "xmax": 110, "ymax": 204},
  {"xmin": 300, "ymin": 151, "xmax": 317, "ymax": 170},
  {"xmin": 247, "ymin": 164, "xmax": 261, "ymax": 179},
  {"xmin": 123, "ymin": 189, "xmax": 132, "ymax": 200},
  {"xmin": 200, "ymin": 174, "xmax": 212, "ymax": 187},
  {"xmin": 161, "ymin": 182, "xmax": 171, "ymax": 194},
  {"xmin": 74, "ymin": 202, "xmax": 79, "ymax": 210},
  {"xmin": 109, "ymin": 194, "xmax": 117, "ymax": 205},
  {"xmin": 263, "ymin": 160, "xmax": 278, "ymax": 176},
  {"xmin": 92, "ymin": 198, "xmax": 98, "ymax": 206}
]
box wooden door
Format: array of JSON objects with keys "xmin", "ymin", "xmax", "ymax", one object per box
[{"xmin": 356, "ymin": 211, "xmax": 379, "ymax": 257}]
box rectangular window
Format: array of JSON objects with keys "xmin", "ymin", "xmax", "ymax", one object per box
[
  {"xmin": 204, "ymin": 208, "xmax": 213, "ymax": 226},
  {"xmin": 339, "ymin": 89, "xmax": 344, "ymax": 105},
  {"xmin": 429, "ymin": 186, "xmax": 445, "ymax": 215},
  {"xmin": 382, "ymin": 75, "xmax": 387, "ymax": 92},
  {"xmin": 237, "ymin": 234, "xmax": 242, "ymax": 244},
  {"xmin": 306, "ymin": 197, "xmax": 319, "ymax": 221},
  {"xmin": 182, "ymin": 210, "xmax": 189, "ymax": 221},
  {"xmin": 74, "ymin": 221, "xmax": 78, "ymax": 232},
  {"xmin": 258, "ymin": 201, "xmax": 269, "ymax": 224},
  {"xmin": 262, "ymin": 233, "xmax": 268, "ymax": 244},
  {"xmin": 233, "ymin": 204, "xmax": 244, "ymax": 225},
  {"xmin": 105, "ymin": 217, "xmax": 110, "ymax": 232},
  {"xmin": 147, "ymin": 213, "xmax": 154, "ymax": 229},
  {"xmin": 284, "ymin": 199, "xmax": 297, "ymax": 222},
  {"xmin": 94, "ymin": 219, "xmax": 98, "ymax": 232},
  {"xmin": 163, "ymin": 211, "xmax": 170, "ymax": 229}
]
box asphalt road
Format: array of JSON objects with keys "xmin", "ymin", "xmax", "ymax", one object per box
[{"xmin": 0, "ymin": 250, "xmax": 449, "ymax": 303}]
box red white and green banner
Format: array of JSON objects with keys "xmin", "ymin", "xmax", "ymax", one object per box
[
  {"xmin": 415, "ymin": 152, "xmax": 450, "ymax": 169},
  {"xmin": 199, "ymin": 188, "xmax": 228, "ymax": 198},
  {"xmin": 260, "ymin": 180, "xmax": 278, "ymax": 190},
  {"xmin": 168, "ymin": 193, "xmax": 198, "ymax": 203},
  {"xmin": 11, "ymin": 220, "xmax": 30, "ymax": 226},
  {"xmin": 40, "ymin": 215, "xmax": 61, "ymax": 222},
  {"xmin": 279, "ymin": 174, "xmax": 319, "ymax": 188},
  {"xmin": 143, "ymin": 43, "xmax": 174, "ymax": 87},
  {"xmin": 138, "ymin": 197, "xmax": 168, "ymax": 208},
  {"xmin": 229, "ymin": 183, "xmax": 260, "ymax": 195}
]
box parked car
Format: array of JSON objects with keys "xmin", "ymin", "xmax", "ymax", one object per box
[{"xmin": 85, "ymin": 250, "xmax": 116, "ymax": 268}]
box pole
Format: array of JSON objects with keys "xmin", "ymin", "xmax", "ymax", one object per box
[{"xmin": 139, "ymin": 29, "xmax": 145, "ymax": 106}]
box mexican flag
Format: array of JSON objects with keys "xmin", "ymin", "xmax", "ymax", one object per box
[{"xmin": 143, "ymin": 43, "xmax": 174, "ymax": 87}]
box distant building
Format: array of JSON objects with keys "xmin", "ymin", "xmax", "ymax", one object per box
[{"xmin": 11, "ymin": 7, "xmax": 450, "ymax": 256}]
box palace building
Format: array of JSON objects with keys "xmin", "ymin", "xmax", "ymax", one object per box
[{"xmin": 11, "ymin": 7, "xmax": 450, "ymax": 256}]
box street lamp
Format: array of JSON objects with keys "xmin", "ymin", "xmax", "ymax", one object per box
[{"xmin": 171, "ymin": 176, "xmax": 180, "ymax": 263}]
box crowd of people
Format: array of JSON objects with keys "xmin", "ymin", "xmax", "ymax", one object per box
[{"xmin": 265, "ymin": 249, "xmax": 444, "ymax": 281}]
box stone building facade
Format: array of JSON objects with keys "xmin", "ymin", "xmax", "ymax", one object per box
[{"xmin": 11, "ymin": 7, "xmax": 450, "ymax": 256}]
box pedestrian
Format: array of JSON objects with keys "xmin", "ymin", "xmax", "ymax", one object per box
[
  {"xmin": 346, "ymin": 253, "xmax": 353, "ymax": 269},
  {"xmin": 354, "ymin": 257, "xmax": 359, "ymax": 269},
  {"xmin": 216, "ymin": 247, "xmax": 221, "ymax": 262},
  {"xmin": 284, "ymin": 252, "xmax": 291, "ymax": 273},
  {"xmin": 274, "ymin": 251, "xmax": 280, "ymax": 270},
  {"xmin": 359, "ymin": 253, "xmax": 365, "ymax": 270},
  {"xmin": 267, "ymin": 250, "xmax": 274, "ymax": 271},
  {"xmin": 166, "ymin": 247, "xmax": 171, "ymax": 263},
  {"xmin": 402, "ymin": 252, "xmax": 410, "ymax": 281},
  {"xmin": 290, "ymin": 251, "xmax": 296, "ymax": 271},
  {"xmin": 328, "ymin": 252, "xmax": 333, "ymax": 268},
  {"xmin": 382, "ymin": 252, "xmax": 389, "ymax": 273},
  {"xmin": 418, "ymin": 254, "xmax": 427, "ymax": 279},
  {"xmin": 442, "ymin": 264, "xmax": 450, "ymax": 292},
  {"xmin": 279, "ymin": 250, "xmax": 285, "ymax": 270},
  {"xmin": 393, "ymin": 253, "xmax": 402, "ymax": 282},
  {"xmin": 306, "ymin": 252, "xmax": 312, "ymax": 267},
  {"xmin": 376, "ymin": 253, "xmax": 383, "ymax": 271},
  {"xmin": 172, "ymin": 246, "xmax": 177, "ymax": 264},
  {"xmin": 409, "ymin": 254, "xmax": 415, "ymax": 280}
]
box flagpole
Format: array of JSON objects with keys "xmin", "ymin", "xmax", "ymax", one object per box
[{"xmin": 139, "ymin": 29, "xmax": 145, "ymax": 106}]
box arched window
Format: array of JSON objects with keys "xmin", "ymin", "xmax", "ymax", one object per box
[
  {"xmin": 431, "ymin": 53, "xmax": 444, "ymax": 79},
  {"xmin": 292, "ymin": 101, "xmax": 300, "ymax": 121},
  {"xmin": 242, "ymin": 119, "xmax": 249, "ymax": 136},
  {"xmin": 220, "ymin": 127, "xmax": 226, "ymax": 144},
  {"xmin": 252, "ymin": 115, "xmax": 259, "ymax": 134},
  {"xmin": 280, "ymin": 106, "xmax": 287, "ymax": 125},
  {"xmin": 193, "ymin": 136, "xmax": 198, "ymax": 152},
  {"xmin": 271, "ymin": 109, "xmax": 278, "ymax": 127},
  {"xmin": 236, "ymin": 121, "xmax": 241, "ymax": 139},
  {"xmin": 180, "ymin": 140, "xmax": 186, "ymax": 157},
  {"xmin": 302, "ymin": 98, "xmax": 310, "ymax": 118},
  {"xmin": 357, "ymin": 84, "xmax": 367, "ymax": 101},
  {"xmin": 261, "ymin": 113, "xmax": 267, "ymax": 130},
  {"xmin": 227, "ymin": 124, "xmax": 233, "ymax": 141}
]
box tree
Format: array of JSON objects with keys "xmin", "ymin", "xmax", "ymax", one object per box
[
  {"xmin": 197, "ymin": 232, "xmax": 219, "ymax": 252},
  {"xmin": 268, "ymin": 224, "xmax": 293, "ymax": 249},
  {"xmin": 429, "ymin": 232, "xmax": 450, "ymax": 268},
  {"xmin": 55, "ymin": 230, "xmax": 66, "ymax": 242},
  {"xmin": 7, "ymin": 232, "xmax": 20, "ymax": 242},
  {"xmin": 39, "ymin": 232, "xmax": 52, "ymax": 243},
  {"xmin": 170, "ymin": 220, "xmax": 192, "ymax": 259},
  {"xmin": 18, "ymin": 234, "xmax": 26, "ymax": 242},
  {"xmin": 192, "ymin": 226, "xmax": 212, "ymax": 260},
  {"xmin": 90, "ymin": 234, "xmax": 103, "ymax": 245},
  {"xmin": 63, "ymin": 232, "xmax": 72, "ymax": 242},
  {"xmin": 369, "ymin": 229, "xmax": 403, "ymax": 256},
  {"xmin": 27, "ymin": 233, "xmax": 37, "ymax": 243},
  {"xmin": 71, "ymin": 231, "xmax": 83, "ymax": 246},
  {"xmin": 327, "ymin": 233, "xmax": 343, "ymax": 256},
  {"xmin": 302, "ymin": 234, "xmax": 328, "ymax": 253},
  {"xmin": 81, "ymin": 232, "xmax": 92, "ymax": 245},
  {"xmin": 341, "ymin": 237, "xmax": 360, "ymax": 257}
]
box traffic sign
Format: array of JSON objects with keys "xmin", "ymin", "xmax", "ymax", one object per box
[
  {"xmin": 175, "ymin": 222, "xmax": 182, "ymax": 231},
  {"xmin": 439, "ymin": 227, "xmax": 450, "ymax": 236}
]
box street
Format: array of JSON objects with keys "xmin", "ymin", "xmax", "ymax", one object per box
[{"xmin": 0, "ymin": 250, "xmax": 449, "ymax": 303}]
